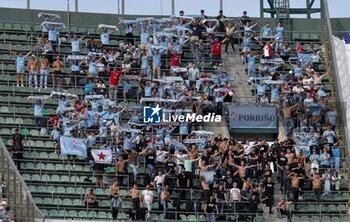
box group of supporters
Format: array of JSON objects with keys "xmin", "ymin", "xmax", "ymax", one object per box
[{"xmin": 7, "ymin": 7, "xmax": 342, "ymax": 222}]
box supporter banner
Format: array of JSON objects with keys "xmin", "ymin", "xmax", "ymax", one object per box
[
  {"xmin": 294, "ymin": 145, "xmax": 310, "ymax": 156},
  {"xmin": 297, "ymin": 53, "xmax": 312, "ymax": 65},
  {"xmin": 60, "ymin": 136, "xmax": 87, "ymax": 157},
  {"xmin": 171, "ymin": 67, "xmax": 188, "ymax": 73},
  {"xmin": 184, "ymin": 139, "xmax": 206, "ymax": 144},
  {"xmin": 91, "ymin": 149, "xmax": 112, "ymax": 164},
  {"xmin": 262, "ymin": 80, "xmax": 285, "ymax": 85},
  {"xmin": 67, "ymin": 55, "xmax": 87, "ymax": 61},
  {"xmin": 85, "ymin": 95, "xmax": 104, "ymax": 100},
  {"xmin": 27, "ymin": 95, "xmax": 50, "ymax": 100},
  {"xmin": 98, "ymin": 24, "xmax": 118, "ymax": 31},
  {"xmin": 136, "ymin": 17, "xmax": 154, "ymax": 22},
  {"xmin": 40, "ymin": 21, "xmax": 65, "ymax": 27},
  {"xmin": 38, "ymin": 13, "xmax": 61, "ymax": 19},
  {"xmin": 119, "ymin": 19, "xmax": 137, "ymax": 24},
  {"xmin": 229, "ymin": 106, "xmax": 277, "ymax": 129},
  {"xmin": 50, "ymin": 91, "xmax": 78, "ymax": 99},
  {"xmin": 191, "ymin": 130, "xmax": 215, "ymax": 135}
]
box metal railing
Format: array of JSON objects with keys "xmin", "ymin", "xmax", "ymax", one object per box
[
  {"xmin": 322, "ymin": 0, "xmax": 350, "ymax": 187},
  {"xmin": 0, "ymin": 138, "xmax": 44, "ymax": 221}
]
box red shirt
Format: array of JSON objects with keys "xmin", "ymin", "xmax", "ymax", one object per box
[
  {"xmin": 211, "ymin": 41, "xmax": 223, "ymax": 56},
  {"xmin": 110, "ymin": 70, "xmax": 122, "ymax": 86},
  {"xmin": 171, "ymin": 53, "xmax": 181, "ymax": 67},
  {"xmin": 263, "ymin": 44, "xmax": 273, "ymax": 57},
  {"xmin": 309, "ymin": 89, "xmax": 317, "ymax": 99}
]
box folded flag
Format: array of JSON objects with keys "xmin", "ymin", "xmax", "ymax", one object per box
[
  {"xmin": 60, "ymin": 136, "xmax": 87, "ymax": 157},
  {"xmin": 91, "ymin": 149, "xmax": 112, "ymax": 164}
]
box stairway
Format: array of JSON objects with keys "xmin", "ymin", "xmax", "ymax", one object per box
[{"xmin": 221, "ymin": 50, "xmax": 256, "ymax": 105}]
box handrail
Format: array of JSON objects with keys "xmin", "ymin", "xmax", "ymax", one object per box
[
  {"xmin": 0, "ymin": 138, "xmax": 44, "ymax": 221},
  {"xmin": 322, "ymin": 0, "xmax": 350, "ymax": 182}
]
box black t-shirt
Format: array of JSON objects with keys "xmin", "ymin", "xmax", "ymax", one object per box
[
  {"xmin": 216, "ymin": 190, "xmax": 225, "ymax": 200},
  {"xmin": 225, "ymin": 176, "xmax": 234, "ymax": 189},
  {"xmin": 206, "ymin": 200, "xmax": 217, "ymax": 213},
  {"xmin": 12, "ymin": 134, "xmax": 24, "ymax": 150},
  {"xmin": 265, "ymin": 181, "xmax": 274, "ymax": 194},
  {"xmin": 249, "ymin": 199, "xmax": 258, "ymax": 213},
  {"xmin": 190, "ymin": 24, "xmax": 200, "ymax": 36},
  {"xmin": 278, "ymin": 156, "xmax": 288, "ymax": 167},
  {"xmin": 177, "ymin": 173, "xmax": 188, "ymax": 187},
  {"xmin": 166, "ymin": 161, "xmax": 176, "ymax": 173},
  {"xmin": 249, "ymin": 152, "xmax": 258, "ymax": 164},
  {"xmin": 145, "ymin": 154, "xmax": 156, "ymax": 165}
]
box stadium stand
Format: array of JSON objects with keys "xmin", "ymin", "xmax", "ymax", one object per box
[{"xmin": 0, "ymin": 1, "xmax": 349, "ymax": 222}]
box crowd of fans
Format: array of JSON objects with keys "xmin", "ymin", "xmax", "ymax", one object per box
[
  {"xmin": 6, "ymin": 7, "xmax": 343, "ymax": 222},
  {"xmin": 0, "ymin": 177, "xmax": 13, "ymax": 222}
]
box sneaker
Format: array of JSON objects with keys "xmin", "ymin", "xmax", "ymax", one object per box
[
  {"xmin": 21, "ymin": 84, "xmax": 24, "ymax": 87},
  {"xmin": 16, "ymin": 84, "xmax": 19, "ymax": 87},
  {"xmin": 44, "ymin": 86, "xmax": 47, "ymax": 89}
]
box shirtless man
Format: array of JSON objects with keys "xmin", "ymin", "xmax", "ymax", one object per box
[
  {"xmin": 282, "ymin": 101, "xmax": 300, "ymax": 135},
  {"xmin": 84, "ymin": 188, "xmax": 98, "ymax": 207},
  {"xmin": 160, "ymin": 185, "xmax": 171, "ymax": 218},
  {"xmin": 307, "ymin": 169, "xmax": 328, "ymax": 202},
  {"xmin": 39, "ymin": 55, "xmax": 50, "ymax": 89},
  {"xmin": 201, "ymin": 176, "xmax": 211, "ymax": 200},
  {"xmin": 115, "ymin": 155, "xmax": 127, "ymax": 183},
  {"xmin": 52, "ymin": 55, "xmax": 64, "ymax": 88},
  {"xmin": 288, "ymin": 172, "xmax": 304, "ymax": 208},
  {"xmin": 27, "ymin": 56, "xmax": 38, "ymax": 88},
  {"xmin": 127, "ymin": 184, "xmax": 141, "ymax": 217},
  {"xmin": 285, "ymin": 148, "xmax": 295, "ymax": 164},
  {"xmin": 232, "ymin": 161, "xmax": 257, "ymax": 178},
  {"xmin": 109, "ymin": 180, "xmax": 122, "ymax": 220}
]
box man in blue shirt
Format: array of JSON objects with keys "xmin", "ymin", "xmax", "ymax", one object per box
[
  {"xmin": 99, "ymin": 27, "xmax": 115, "ymax": 46},
  {"xmin": 34, "ymin": 99, "xmax": 45, "ymax": 128},
  {"xmin": 99, "ymin": 120, "xmax": 108, "ymax": 143},
  {"xmin": 48, "ymin": 25, "xmax": 61, "ymax": 52},
  {"xmin": 69, "ymin": 34, "xmax": 85, "ymax": 55},
  {"xmin": 260, "ymin": 22, "xmax": 272, "ymax": 39},
  {"xmin": 151, "ymin": 47, "xmax": 167, "ymax": 79},
  {"xmin": 88, "ymin": 57, "xmax": 100, "ymax": 77},
  {"xmin": 140, "ymin": 27, "xmax": 150, "ymax": 50},
  {"xmin": 9, "ymin": 48, "xmax": 32, "ymax": 87}
]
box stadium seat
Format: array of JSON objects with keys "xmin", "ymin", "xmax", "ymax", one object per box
[
  {"xmin": 68, "ymin": 210, "xmax": 78, "ymax": 218},
  {"xmin": 56, "ymin": 186, "xmax": 66, "ymax": 194},
  {"xmin": 49, "ymin": 210, "xmax": 59, "ymax": 217}
]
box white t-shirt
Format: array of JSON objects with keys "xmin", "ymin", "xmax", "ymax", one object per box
[
  {"xmin": 230, "ymin": 188, "xmax": 240, "ymax": 201},
  {"xmin": 154, "ymin": 175, "xmax": 165, "ymax": 185},
  {"xmin": 156, "ymin": 150, "xmax": 167, "ymax": 163},
  {"xmin": 175, "ymin": 153, "xmax": 187, "ymax": 165},
  {"xmin": 71, "ymin": 40, "xmax": 80, "ymax": 52},
  {"xmin": 142, "ymin": 190, "xmax": 153, "ymax": 202}
]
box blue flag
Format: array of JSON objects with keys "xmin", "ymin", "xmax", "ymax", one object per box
[{"xmin": 60, "ymin": 136, "xmax": 87, "ymax": 157}]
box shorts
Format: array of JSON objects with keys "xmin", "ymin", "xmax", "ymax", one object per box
[
  {"xmin": 54, "ymin": 70, "xmax": 63, "ymax": 78},
  {"xmin": 17, "ymin": 68, "xmax": 25, "ymax": 73}
]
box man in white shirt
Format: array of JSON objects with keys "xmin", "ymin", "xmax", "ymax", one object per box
[
  {"xmin": 230, "ymin": 182, "xmax": 241, "ymax": 202},
  {"xmin": 174, "ymin": 150, "xmax": 187, "ymax": 171},
  {"xmin": 230, "ymin": 182, "xmax": 241, "ymax": 212},
  {"xmin": 188, "ymin": 63, "xmax": 199, "ymax": 81},
  {"xmin": 142, "ymin": 185, "xmax": 154, "ymax": 218}
]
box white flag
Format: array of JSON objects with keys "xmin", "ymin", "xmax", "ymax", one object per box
[{"xmin": 91, "ymin": 149, "xmax": 112, "ymax": 164}]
